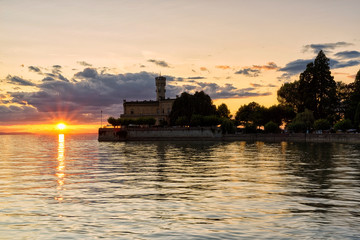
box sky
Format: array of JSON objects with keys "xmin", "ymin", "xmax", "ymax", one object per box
[{"xmin": 1, "ymin": 0, "xmax": 360, "ymax": 133}]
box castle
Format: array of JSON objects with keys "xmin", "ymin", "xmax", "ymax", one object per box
[{"xmin": 120, "ymin": 76, "xmax": 175, "ymax": 125}]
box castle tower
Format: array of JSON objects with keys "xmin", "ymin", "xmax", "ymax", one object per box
[{"xmin": 155, "ymin": 76, "xmax": 166, "ymax": 101}]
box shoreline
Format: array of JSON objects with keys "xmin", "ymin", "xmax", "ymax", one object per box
[{"xmin": 98, "ymin": 127, "xmax": 360, "ymax": 143}]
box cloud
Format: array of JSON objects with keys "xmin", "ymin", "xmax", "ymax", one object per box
[
  {"xmin": 147, "ymin": 59, "xmax": 170, "ymax": 68},
  {"xmin": 252, "ymin": 62, "xmax": 279, "ymax": 70},
  {"xmin": 303, "ymin": 42, "xmax": 353, "ymax": 53},
  {"xmin": 200, "ymin": 67, "xmax": 208, "ymax": 71},
  {"xmin": 330, "ymin": 59, "xmax": 360, "ymax": 69},
  {"xmin": 77, "ymin": 61, "xmax": 92, "ymax": 67},
  {"xmin": 28, "ymin": 66, "xmax": 41, "ymax": 73},
  {"xmin": 1, "ymin": 67, "xmax": 273, "ymax": 124},
  {"xmin": 187, "ymin": 76, "xmax": 206, "ymax": 80},
  {"xmin": 234, "ymin": 68, "xmax": 261, "ymax": 77},
  {"xmin": 6, "ymin": 75, "xmax": 37, "ymax": 86},
  {"xmin": 250, "ymin": 83, "xmax": 277, "ymax": 88},
  {"xmin": 216, "ymin": 65, "xmax": 231, "ymax": 70},
  {"xmin": 195, "ymin": 82, "xmax": 271, "ymax": 99},
  {"xmin": 334, "ymin": 51, "xmax": 360, "ymax": 59},
  {"xmin": 278, "ymin": 59, "xmax": 312, "ymax": 76}
]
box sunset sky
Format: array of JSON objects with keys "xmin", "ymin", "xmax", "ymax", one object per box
[{"xmin": 1, "ymin": 0, "xmax": 360, "ymax": 133}]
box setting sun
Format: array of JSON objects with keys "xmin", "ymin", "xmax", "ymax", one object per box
[{"xmin": 57, "ymin": 123, "xmax": 66, "ymax": 131}]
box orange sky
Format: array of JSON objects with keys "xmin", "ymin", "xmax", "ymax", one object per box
[{"xmin": 1, "ymin": 0, "xmax": 359, "ymax": 134}]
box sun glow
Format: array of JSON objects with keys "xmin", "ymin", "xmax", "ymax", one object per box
[{"xmin": 57, "ymin": 123, "xmax": 66, "ymax": 130}]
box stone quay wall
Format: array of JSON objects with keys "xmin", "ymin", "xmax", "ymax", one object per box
[{"xmin": 98, "ymin": 127, "xmax": 360, "ymax": 143}]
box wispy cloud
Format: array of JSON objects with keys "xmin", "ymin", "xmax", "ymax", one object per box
[
  {"xmin": 147, "ymin": 59, "xmax": 170, "ymax": 68},
  {"xmin": 28, "ymin": 66, "xmax": 41, "ymax": 73},
  {"xmin": 303, "ymin": 42, "xmax": 353, "ymax": 54},
  {"xmin": 6, "ymin": 75, "xmax": 37, "ymax": 86},
  {"xmin": 215, "ymin": 65, "xmax": 231, "ymax": 70},
  {"xmin": 252, "ymin": 62, "xmax": 279, "ymax": 70},
  {"xmin": 77, "ymin": 61, "xmax": 92, "ymax": 67},
  {"xmin": 334, "ymin": 51, "xmax": 360, "ymax": 59},
  {"xmin": 234, "ymin": 68, "xmax": 261, "ymax": 77}
]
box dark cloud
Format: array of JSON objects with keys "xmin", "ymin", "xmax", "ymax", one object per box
[
  {"xmin": 187, "ymin": 76, "xmax": 206, "ymax": 80},
  {"xmin": 53, "ymin": 65, "xmax": 62, "ymax": 69},
  {"xmin": 334, "ymin": 51, "xmax": 360, "ymax": 59},
  {"xmin": 77, "ymin": 61, "xmax": 92, "ymax": 67},
  {"xmin": 28, "ymin": 66, "xmax": 41, "ymax": 73},
  {"xmin": 2, "ymin": 68, "xmax": 273, "ymax": 123},
  {"xmin": 331, "ymin": 59, "xmax": 360, "ymax": 69},
  {"xmin": 303, "ymin": 42, "xmax": 353, "ymax": 53},
  {"xmin": 194, "ymin": 82, "xmax": 271, "ymax": 99},
  {"xmin": 278, "ymin": 59, "xmax": 312, "ymax": 76},
  {"xmin": 250, "ymin": 83, "xmax": 277, "ymax": 88},
  {"xmin": 147, "ymin": 59, "xmax": 170, "ymax": 68},
  {"xmin": 234, "ymin": 68, "xmax": 261, "ymax": 77},
  {"xmin": 6, "ymin": 75, "xmax": 37, "ymax": 86}
]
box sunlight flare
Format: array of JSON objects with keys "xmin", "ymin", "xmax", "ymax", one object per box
[{"xmin": 57, "ymin": 123, "xmax": 66, "ymax": 131}]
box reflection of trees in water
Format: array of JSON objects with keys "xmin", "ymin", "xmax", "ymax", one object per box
[
  {"xmin": 283, "ymin": 142, "xmax": 360, "ymax": 217},
  {"xmin": 286, "ymin": 142, "xmax": 336, "ymax": 188}
]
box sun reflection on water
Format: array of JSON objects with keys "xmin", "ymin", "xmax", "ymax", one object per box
[{"xmin": 56, "ymin": 134, "xmax": 65, "ymax": 201}]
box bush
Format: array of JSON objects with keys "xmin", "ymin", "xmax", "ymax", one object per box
[
  {"xmin": 175, "ymin": 116, "xmax": 189, "ymax": 126},
  {"xmin": 287, "ymin": 121, "xmax": 307, "ymax": 133},
  {"xmin": 203, "ymin": 115, "xmax": 222, "ymax": 126},
  {"xmin": 190, "ymin": 114, "xmax": 203, "ymax": 127},
  {"xmin": 333, "ymin": 119, "xmax": 353, "ymax": 131},
  {"xmin": 314, "ymin": 119, "xmax": 331, "ymax": 131},
  {"xmin": 264, "ymin": 121, "xmax": 279, "ymax": 133},
  {"xmin": 221, "ymin": 119, "xmax": 236, "ymax": 134},
  {"xmin": 244, "ymin": 123, "xmax": 257, "ymax": 133}
]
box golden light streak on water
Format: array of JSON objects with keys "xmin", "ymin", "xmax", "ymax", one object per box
[{"xmin": 56, "ymin": 134, "xmax": 65, "ymax": 201}]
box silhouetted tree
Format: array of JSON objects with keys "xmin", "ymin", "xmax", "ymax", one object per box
[
  {"xmin": 345, "ymin": 69, "xmax": 360, "ymax": 122},
  {"xmin": 298, "ymin": 50, "xmax": 337, "ymax": 121},
  {"xmin": 277, "ymin": 81, "xmax": 301, "ymax": 111},
  {"xmin": 235, "ymin": 102, "xmax": 266, "ymax": 128},
  {"xmin": 170, "ymin": 91, "xmax": 216, "ymax": 125},
  {"xmin": 217, "ymin": 103, "xmax": 231, "ymax": 119}
]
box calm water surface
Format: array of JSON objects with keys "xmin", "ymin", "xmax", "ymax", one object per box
[{"xmin": 0, "ymin": 134, "xmax": 360, "ymax": 239}]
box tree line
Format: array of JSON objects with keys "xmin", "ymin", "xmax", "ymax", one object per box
[{"xmin": 108, "ymin": 50, "xmax": 360, "ymax": 133}]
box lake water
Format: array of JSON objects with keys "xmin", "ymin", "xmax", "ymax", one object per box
[{"xmin": 0, "ymin": 134, "xmax": 360, "ymax": 239}]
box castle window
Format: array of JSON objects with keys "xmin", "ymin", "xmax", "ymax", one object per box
[{"xmin": 130, "ymin": 110, "xmax": 134, "ymax": 114}]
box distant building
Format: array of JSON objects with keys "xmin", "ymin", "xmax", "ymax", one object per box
[{"xmin": 120, "ymin": 76, "xmax": 175, "ymax": 125}]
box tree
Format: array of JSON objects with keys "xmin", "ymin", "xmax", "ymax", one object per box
[
  {"xmin": 266, "ymin": 104, "xmax": 296, "ymax": 126},
  {"xmin": 107, "ymin": 117, "xmax": 118, "ymax": 127},
  {"xmin": 314, "ymin": 119, "xmax": 331, "ymax": 131},
  {"xmin": 217, "ymin": 103, "xmax": 231, "ymax": 119},
  {"xmin": 298, "ymin": 50, "xmax": 337, "ymax": 120},
  {"xmin": 277, "ymin": 81, "xmax": 301, "ymax": 111},
  {"xmin": 287, "ymin": 109, "xmax": 314, "ymax": 132},
  {"xmin": 334, "ymin": 119, "xmax": 352, "ymax": 132},
  {"xmin": 264, "ymin": 121, "xmax": 280, "ymax": 133},
  {"xmin": 235, "ymin": 102, "xmax": 266, "ymax": 128},
  {"xmin": 345, "ymin": 69, "xmax": 360, "ymax": 122},
  {"xmin": 354, "ymin": 102, "xmax": 360, "ymax": 129},
  {"xmin": 169, "ymin": 91, "xmax": 216, "ymax": 125}
]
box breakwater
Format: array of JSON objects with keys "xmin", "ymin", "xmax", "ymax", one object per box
[{"xmin": 98, "ymin": 127, "xmax": 360, "ymax": 143}]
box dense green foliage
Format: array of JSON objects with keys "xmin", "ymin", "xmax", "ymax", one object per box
[
  {"xmin": 264, "ymin": 121, "xmax": 280, "ymax": 133},
  {"xmin": 216, "ymin": 103, "xmax": 231, "ymax": 119},
  {"xmin": 314, "ymin": 119, "xmax": 331, "ymax": 131},
  {"xmin": 278, "ymin": 51, "xmax": 338, "ymax": 122},
  {"xmin": 169, "ymin": 91, "xmax": 216, "ymax": 125},
  {"xmin": 107, "ymin": 117, "xmax": 156, "ymax": 127},
  {"xmin": 333, "ymin": 119, "xmax": 353, "ymax": 132}
]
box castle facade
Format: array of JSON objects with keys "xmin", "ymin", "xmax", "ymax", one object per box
[{"xmin": 120, "ymin": 76, "xmax": 175, "ymax": 125}]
